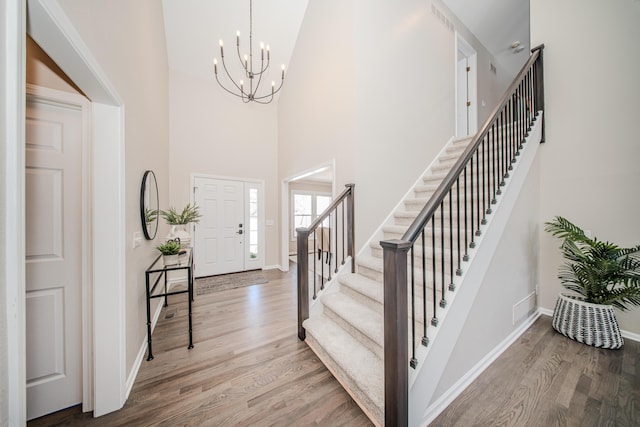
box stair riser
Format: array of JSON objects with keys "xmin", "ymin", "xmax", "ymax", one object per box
[
  {"xmin": 340, "ymin": 284, "xmax": 383, "ymax": 314},
  {"xmin": 383, "ymin": 225, "xmax": 471, "ymax": 238},
  {"xmin": 404, "ymin": 197, "xmax": 500, "ymax": 213},
  {"xmin": 370, "ymin": 244, "xmax": 471, "ymax": 262},
  {"xmin": 357, "ymin": 264, "xmax": 455, "ymax": 286},
  {"xmin": 302, "ymin": 331, "xmax": 384, "ymax": 424},
  {"xmin": 323, "ymin": 305, "xmax": 384, "ymax": 359}
]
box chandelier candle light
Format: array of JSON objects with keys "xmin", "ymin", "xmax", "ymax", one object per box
[{"xmin": 213, "ymin": 0, "xmax": 285, "ymax": 104}]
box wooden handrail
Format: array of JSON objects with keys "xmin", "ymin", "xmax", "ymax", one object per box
[{"xmin": 402, "ymin": 45, "xmax": 544, "ymax": 245}]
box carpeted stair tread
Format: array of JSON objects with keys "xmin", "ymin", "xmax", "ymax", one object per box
[
  {"xmin": 303, "ymin": 315, "xmax": 384, "ymax": 421},
  {"xmin": 322, "ymin": 292, "xmax": 384, "ymax": 351},
  {"xmin": 339, "ymin": 273, "xmax": 384, "ymax": 307}
]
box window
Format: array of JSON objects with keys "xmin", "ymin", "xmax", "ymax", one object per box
[
  {"xmin": 248, "ymin": 188, "xmax": 258, "ymax": 259},
  {"xmin": 292, "ymin": 191, "xmax": 332, "ymax": 239}
]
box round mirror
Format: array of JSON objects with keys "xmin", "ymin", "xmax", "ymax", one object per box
[{"xmin": 140, "ymin": 170, "xmax": 159, "ymax": 240}]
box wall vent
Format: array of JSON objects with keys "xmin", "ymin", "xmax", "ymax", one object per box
[{"xmin": 431, "ymin": 3, "xmax": 455, "ymax": 32}]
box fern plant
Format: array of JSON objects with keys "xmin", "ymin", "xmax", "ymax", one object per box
[
  {"xmin": 159, "ymin": 203, "xmax": 202, "ymax": 225},
  {"xmin": 545, "ymin": 216, "xmax": 640, "ymax": 310},
  {"xmin": 156, "ymin": 240, "xmax": 181, "ymax": 255}
]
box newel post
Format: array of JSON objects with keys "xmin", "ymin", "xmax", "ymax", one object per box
[
  {"xmin": 381, "ymin": 238, "xmax": 411, "ymax": 427},
  {"xmin": 346, "ymin": 183, "xmax": 355, "ymax": 273},
  {"xmin": 297, "ymin": 228, "xmax": 310, "ymax": 340}
]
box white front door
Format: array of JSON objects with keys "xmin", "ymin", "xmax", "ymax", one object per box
[
  {"xmin": 25, "ymin": 93, "xmax": 83, "ymax": 419},
  {"xmin": 194, "ymin": 177, "xmax": 246, "ymax": 277}
]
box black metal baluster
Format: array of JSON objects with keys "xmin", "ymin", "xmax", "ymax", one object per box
[
  {"xmin": 313, "ymin": 229, "xmax": 317, "ymax": 300},
  {"xmin": 334, "ymin": 209, "xmax": 339, "ymax": 274},
  {"xmin": 320, "ymin": 224, "xmax": 325, "ymax": 289},
  {"xmin": 491, "ymin": 124, "xmax": 497, "ymax": 204},
  {"xmin": 481, "ymin": 138, "xmax": 488, "ymax": 223},
  {"xmin": 448, "ymin": 189, "xmax": 455, "ymax": 291},
  {"xmin": 341, "ymin": 202, "xmax": 345, "ymax": 265},
  {"xmin": 469, "ymin": 156, "xmax": 476, "ymax": 248},
  {"xmin": 410, "ymin": 245, "xmax": 417, "ymax": 368},
  {"xmin": 509, "ymin": 96, "xmax": 515, "ymax": 170},
  {"xmin": 440, "ymin": 202, "xmax": 446, "ymax": 308},
  {"xmin": 431, "ymin": 217, "xmax": 438, "ymax": 326},
  {"xmin": 475, "ymin": 150, "xmax": 481, "ymax": 235},
  {"xmin": 463, "ymin": 166, "xmax": 470, "ymax": 259},
  {"xmin": 455, "ymin": 178, "xmax": 462, "ymax": 276},
  {"xmin": 421, "ymin": 229, "xmax": 428, "ymax": 346}
]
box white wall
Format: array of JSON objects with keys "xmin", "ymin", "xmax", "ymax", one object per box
[
  {"xmin": 168, "ymin": 69, "xmax": 280, "ymax": 267},
  {"xmin": 353, "ymin": 0, "xmax": 452, "ymax": 250},
  {"xmin": 532, "ymin": 0, "xmax": 640, "ymax": 334},
  {"xmin": 56, "ymin": 0, "xmax": 171, "ymax": 376},
  {"xmin": 432, "ymin": 152, "xmax": 540, "ymax": 399},
  {"xmin": 278, "ymin": 0, "xmax": 356, "ymax": 191},
  {"xmin": 280, "ymin": 0, "xmax": 508, "ymax": 254}
]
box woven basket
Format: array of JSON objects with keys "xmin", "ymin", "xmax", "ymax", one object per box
[{"xmin": 552, "ymin": 292, "xmax": 623, "ymax": 349}]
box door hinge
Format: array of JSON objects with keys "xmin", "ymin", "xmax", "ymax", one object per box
[
  {"xmin": 466, "ymin": 66, "xmax": 470, "ymax": 72},
  {"xmin": 466, "ymin": 101, "xmax": 471, "ymax": 107}
]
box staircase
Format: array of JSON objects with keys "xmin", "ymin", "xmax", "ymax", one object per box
[
  {"xmin": 303, "ymin": 136, "xmax": 473, "ymax": 425},
  {"xmin": 297, "ymin": 46, "xmax": 545, "ymax": 426}
]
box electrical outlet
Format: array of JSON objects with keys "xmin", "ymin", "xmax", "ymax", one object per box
[{"xmin": 132, "ymin": 231, "xmax": 142, "ymax": 248}]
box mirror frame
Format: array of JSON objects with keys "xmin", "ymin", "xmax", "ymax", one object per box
[{"xmin": 140, "ymin": 170, "xmax": 159, "ymax": 240}]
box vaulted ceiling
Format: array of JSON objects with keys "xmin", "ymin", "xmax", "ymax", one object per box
[
  {"xmin": 162, "ymin": 0, "xmax": 529, "ymax": 88},
  {"xmin": 442, "ymin": 0, "xmax": 530, "ymax": 77},
  {"xmin": 162, "ymin": 0, "xmax": 309, "ymax": 83}
]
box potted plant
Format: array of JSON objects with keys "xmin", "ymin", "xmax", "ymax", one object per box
[
  {"xmin": 545, "ymin": 216, "xmax": 640, "ymax": 349},
  {"xmin": 156, "ymin": 239, "xmax": 181, "ymax": 266},
  {"xmin": 159, "ymin": 203, "xmax": 202, "ymax": 247}
]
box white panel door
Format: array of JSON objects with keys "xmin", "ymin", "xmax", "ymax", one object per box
[
  {"xmin": 456, "ymin": 55, "xmax": 470, "ymax": 137},
  {"xmin": 194, "ymin": 177, "xmax": 245, "ymax": 277},
  {"xmin": 25, "ymin": 95, "xmax": 83, "ymax": 419}
]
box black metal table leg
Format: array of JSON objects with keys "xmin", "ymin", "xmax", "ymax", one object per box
[
  {"xmin": 188, "ymin": 263, "xmax": 194, "ymax": 349},
  {"xmin": 146, "ymin": 273, "xmax": 154, "ymax": 361}
]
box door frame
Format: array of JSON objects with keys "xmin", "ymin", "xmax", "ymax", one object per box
[
  {"xmin": 26, "ymin": 83, "xmax": 93, "ymax": 415},
  {"xmin": 280, "ymin": 160, "xmax": 336, "ymax": 272},
  {"xmin": 8, "ymin": 0, "xmax": 129, "ymax": 420},
  {"xmin": 190, "ymin": 173, "xmax": 266, "ymax": 274},
  {"xmin": 455, "ymin": 33, "xmax": 478, "ymax": 137}
]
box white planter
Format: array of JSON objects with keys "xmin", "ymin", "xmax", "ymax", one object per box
[
  {"xmin": 162, "ymin": 254, "xmax": 179, "ymax": 267},
  {"xmin": 552, "ymin": 292, "xmax": 623, "ymax": 349}
]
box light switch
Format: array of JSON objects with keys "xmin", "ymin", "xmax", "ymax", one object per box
[{"xmin": 133, "ymin": 231, "xmax": 142, "ymax": 248}]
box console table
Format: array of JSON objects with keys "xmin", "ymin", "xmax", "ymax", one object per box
[{"xmin": 145, "ymin": 249, "xmax": 194, "ymax": 361}]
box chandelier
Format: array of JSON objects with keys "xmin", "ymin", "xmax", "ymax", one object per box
[{"xmin": 213, "ymin": 0, "xmax": 285, "ymax": 104}]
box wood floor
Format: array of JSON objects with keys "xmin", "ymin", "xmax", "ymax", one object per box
[
  {"xmin": 29, "ymin": 266, "xmax": 640, "ymax": 427},
  {"xmin": 28, "ymin": 265, "xmax": 372, "ymax": 427},
  {"xmin": 433, "ymin": 315, "xmax": 640, "ymax": 426}
]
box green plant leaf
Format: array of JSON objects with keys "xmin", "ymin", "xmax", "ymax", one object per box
[{"xmin": 545, "ymin": 216, "xmax": 640, "ymax": 310}]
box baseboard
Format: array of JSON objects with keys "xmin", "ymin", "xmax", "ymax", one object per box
[
  {"xmin": 125, "ymin": 297, "xmax": 164, "ymax": 400},
  {"xmin": 420, "ymin": 310, "xmax": 541, "ymax": 426},
  {"xmin": 262, "ymin": 264, "xmax": 282, "ymax": 271},
  {"xmin": 538, "ymin": 306, "xmax": 639, "ymax": 342}
]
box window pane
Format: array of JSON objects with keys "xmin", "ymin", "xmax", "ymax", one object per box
[
  {"xmin": 294, "ymin": 194, "xmax": 312, "ymax": 215},
  {"xmin": 316, "ymin": 195, "xmax": 331, "ymax": 216},
  {"xmin": 249, "ymin": 188, "xmax": 259, "ymax": 258}
]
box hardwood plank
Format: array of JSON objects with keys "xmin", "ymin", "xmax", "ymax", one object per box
[
  {"xmin": 28, "ymin": 264, "xmax": 371, "ymax": 426},
  {"xmin": 432, "ymin": 316, "xmax": 640, "ymax": 427}
]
